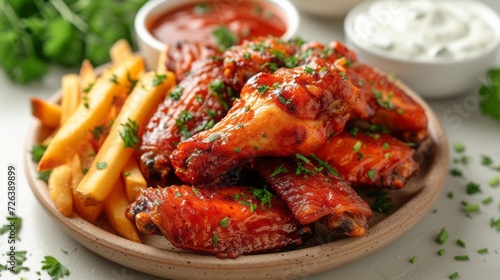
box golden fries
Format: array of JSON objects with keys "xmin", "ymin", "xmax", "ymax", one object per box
[
  {"xmin": 60, "ymin": 74, "xmax": 80, "ymax": 124},
  {"xmin": 104, "ymin": 178, "xmax": 141, "ymax": 243},
  {"xmin": 48, "ymin": 163, "xmax": 73, "ymax": 217},
  {"xmin": 110, "ymin": 39, "xmax": 133, "ymax": 65},
  {"xmin": 30, "ymin": 97, "xmax": 61, "ymax": 129},
  {"xmin": 79, "ymin": 59, "xmax": 96, "ymax": 95},
  {"xmin": 38, "ymin": 55, "xmax": 145, "ymax": 171},
  {"xmin": 76, "ymin": 70, "xmax": 175, "ymax": 205},
  {"xmin": 122, "ymin": 158, "xmax": 148, "ymax": 202}
]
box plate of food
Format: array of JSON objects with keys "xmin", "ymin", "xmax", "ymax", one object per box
[{"xmin": 26, "ymin": 35, "xmax": 448, "ymax": 279}]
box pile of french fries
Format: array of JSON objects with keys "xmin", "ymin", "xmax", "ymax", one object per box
[{"xmin": 31, "ymin": 40, "xmax": 175, "ymax": 243}]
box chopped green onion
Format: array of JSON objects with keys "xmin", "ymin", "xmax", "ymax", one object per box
[
  {"xmin": 463, "ymin": 204, "xmax": 480, "ymax": 213},
  {"xmin": 456, "ymin": 239, "xmax": 466, "ymax": 248},
  {"xmin": 409, "ymin": 256, "xmax": 417, "ymax": 263},
  {"xmin": 477, "ymin": 248, "xmax": 488, "ymax": 254},
  {"xmin": 436, "ymin": 228, "xmax": 448, "ymax": 244},
  {"xmin": 454, "ymin": 255, "xmax": 470, "ymax": 261},
  {"xmin": 489, "ymin": 176, "xmax": 500, "ymax": 187},
  {"xmin": 438, "ymin": 248, "xmax": 446, "ymax": 256},
  {"xmin": 482, "ymin": 196, "xmax": 493, "ymax": 205},
  {"xmin": 453, "ymin": 141, "xmax": 465, "ymax": 153},
  {"xmin": 449, "ymin": 272, "xmax": 459, "ymax": 279}
]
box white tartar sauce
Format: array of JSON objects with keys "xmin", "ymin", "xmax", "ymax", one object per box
[{"xmin": 351, "ymin": 1, "xmax": 495, "ymax": 60}]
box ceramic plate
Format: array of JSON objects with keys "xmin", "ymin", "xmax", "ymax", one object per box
[{"xmin": 25, "ymin": 81, "xmax": 449, "ymax": 280}]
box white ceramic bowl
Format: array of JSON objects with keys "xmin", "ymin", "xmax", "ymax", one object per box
[
  {"xmin": 134, "ymin": 0, "xmax": 300, "ymax": 70},
  {"xmin": 344, "ymin": 0, "xmax": 500, "ymax": 99},
  {"xmin": 288, "ymin": 0, "xmax": 365, "ymax": 18}
]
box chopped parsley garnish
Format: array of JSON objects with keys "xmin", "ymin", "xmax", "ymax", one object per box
[
  {"xmin": 369, "ymin": 191, "xmax": 393, "ymax": 214},
  {"xmin": 270, "ymin": 164, "xmax": 288, "ymax": 178},
  {"xmin": 438, "ymin": 249, "xmax": 446, "ymax": 256},
  {"xmin": 252, "ymin": 186, "xmax": 274, "ymax": 209},
  {"xmin": 372, "ymin": 88, "xmax": 395, "ymax": 110},
  {"xmin": 465, "ymin": 182, "xmax": 481, "ymax": 195},
  {"xmin": 233, "ymin": 147, "xmax": 241, "ymax": 153},
  {"xmin": 212, "ymin": 233, "xmax": 218, "ymax": 248},
  {"xmin": 490, "ymin": 216, "xmax": 500, "ymax": 231},
  {"xmin": 212, "ymin": 26, "xmax": 238, "ymax": 51},
  {"xmin": 367, "ymin": 169, "xmax": 376, "ymax": 181},
  {"xmin": 456, "ymin": 239, "xmax": 466, "ymax": 248},
  {"xmin": 295, "ymin": 153, "xmax": 311, "ymax": 165},
  {"xmin": 41, "ymin": 256, "xmax": 70, "ymax": 279},
  {"xmin": 243, "ymin": 52, "xmax": 251, "ymax": 60},
  {"xmin": 209, "ymin": 79, "xmax": 229, "ymax": 110},
  {"xmin": 482, "ymin": 196, "xmax": 493, "ymax": 205},
  {"xmin": 478, "ymin": 68, "xmax": 500, "ymax": 120},
  {"xmin": 169, "ymin": 86, "xmax": 184, "ymax": 101},
  {"xmin": 284, "ymin": 56, "xmax": 298, "ymax": 68},
  {"xmin": 119, "ymin": 118, "xmax": 140, "ymax": 150},
  {"xmin": 83, "ymin": 82, "xmax": 94, "ymax": 94},
  {"xmin": 303, "ymin": 66, "xmax": 314, "ymax": 74},
  {"xmin": 152, "ymin": 72, "xmax": 167, "ymax": 87},
  {"xmin": 0, "ymin": 216, "xmax": 21, "ymax": 240},
  {"xmin": 90, "ymin": 124, "xmax": 108, "ymax": 141},
  {"xmin": 96, "ymin": 162, "xmax": 107, "ymax": 169},
  {"xmin": 449, "ymin": 169, "xmax": 463, "ymax": 178},
  {"xmin": 109, "ymin": 73, "xmax": 119, "ymax": 85},
  {"xmin": 194, "ymin": 3, "xmax": 210, "ymax": 15},
  {"xmin": 220, "ymin": 217, "xmax": 229, "ymax": 228},
  {"xmin": 257, "ymin": 84, "xmax": 270, "ymax": 95},
  {"xmin": 30, "ymin": 144, "xmax": 48, "ymax": 163},
  {"xmin": 310, "ymin": 154, "xmax": 339, "ymax": 176},
  {"xmin": 409, "ymin": 256, "xmax": 417, "ymax": 263}
]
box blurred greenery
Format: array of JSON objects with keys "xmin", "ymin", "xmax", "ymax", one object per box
[{"xmin": 0, "ymin": 0, "xmax": 148, "ymax": 84}]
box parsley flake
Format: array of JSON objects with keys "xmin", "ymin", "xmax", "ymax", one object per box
[{"xmin": 119, "ymin": 118, "xmax": 140, "ymax": 150}]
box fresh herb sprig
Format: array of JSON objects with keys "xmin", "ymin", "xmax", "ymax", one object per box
[{"xmin": 0, "ymin": 0, "xmax": 148, "ymax": 84}]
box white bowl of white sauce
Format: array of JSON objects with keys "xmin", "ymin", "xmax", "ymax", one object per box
[{"xmin": 344, "ymin": 0, "xmax": 500, "ymax": 99}]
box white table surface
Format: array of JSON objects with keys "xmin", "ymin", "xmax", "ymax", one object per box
[{"xmin": 1, "ymin": 1, "xmax": 500, "ymax": 279}]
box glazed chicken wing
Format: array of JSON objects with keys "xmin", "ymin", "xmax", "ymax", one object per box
[
  {"xmin": 222, "ymin": 36, "xmax": 300, "ymax": 90},
  {"xmin": 138, "ymin": 58, "xmax": 234, "ymax": 182},
  {"xmin": 164, "ymin": 41, "xmax": 220, "ymax": 82},
  {"xmin": 255, "ymin": 157, "xmax": 371, "ymax": 237},
  {"xmin": 126, "ymin": 185, "xmax": 313, "ymax": 259},
  {"xmin": 299, "ymin": 41, "xmax": 428, "ymax": 143},
  {"xmin": 170, "ymin": 57, "xmax": 359, "ymax": 185},
  {"xmin": 313, "ymin": 129, "xmax": 419, "ymax": 189}
]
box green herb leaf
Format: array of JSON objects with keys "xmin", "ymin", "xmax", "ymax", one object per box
[
  {"xmin": 119, "ymin": 118, "xmax": 140, "ymax": 150},
  {"xmin": 212, "ymin": 26, "xmax": 238, "ymax": 51},
  {"xmin": 41, "ymin": 255, "xmax": 70, "ymax": 279},
  {"xmin": 479, "ymin": 68, "xmax": 500, "ymax": 120}
]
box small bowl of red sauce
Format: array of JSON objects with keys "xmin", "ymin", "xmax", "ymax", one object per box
[{"xmin": 134, "ymin": 0, "xmax": 299, "ymax": 69}]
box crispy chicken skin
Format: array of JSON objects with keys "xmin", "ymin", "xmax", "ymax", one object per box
[
  {"xmin": 165, "ymin": 41, "xmax": 220, "ymax": 82},
  {"xmin": 222, "ymin": 37, "xmax": 300, "ymax": 90},
  {"xmin": 255, "ymin": 157, "xmax": 372, "ymax": 237},
  {"xmin": 314, "ymin": 129, "xmax": 419, "ymax": 189},
  {"xmin": 170, "ymin": 57, "xmax": 359, "ymax": 185},
  {"xmin": 138, "ymin": 58, "xmax": 234, "ymax": 181},
  {"xmin": 299, "ymin": 40, "xmax": 428, "ymax": 143},
  {"xmin": 126, "ymin": 185, "xmax": 313, "ymax": 259}
]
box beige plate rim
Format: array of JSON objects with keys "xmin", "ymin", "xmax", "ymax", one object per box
[{"xmin": 25, "ymin": 82, "xmax": 449, "ymax": 280}]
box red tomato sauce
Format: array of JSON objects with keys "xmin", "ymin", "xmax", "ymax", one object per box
[{"xmin": 148, "ymin": 1, "xmax": 287, "ymax": 47}]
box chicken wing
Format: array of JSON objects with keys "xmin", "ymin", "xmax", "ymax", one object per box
[
  {"xmin": 126, "ymin": 185, "xmax": 313, "ymax": 259},
  {"xmin": 164, "ymin": 41, "xmax": 220, "ymax": 82},
  {"xmin": 255, "ymin": 157, "xmax": 371, "ymax": 237},
  {"xmin": 222, "ymin": 36, "xmax": 300, "ymax": 90},
  {"xmin": 170, "ymin": 57, "xmax": 359, "ymax": 185},
  {"xmin": 313, "ymin": 128, "xmax": 419, "ymax": 189},
  {"xmin": 299, "ymin": 40, "xmax": 428, "ymax": 143},
  {"xmin": 138, "ymin": 57, "xmax": 234, "ymax": 182}
]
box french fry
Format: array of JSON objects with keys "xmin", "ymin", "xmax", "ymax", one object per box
[
  {"xmin": 110, "ymin": 39, "xmax": 133, "ymax": 65},
  {"xmin": 30, "ymin": 97, "xmax": 61, "ymax": 129},
  {"xmin": 122, "ymin": 157, "xmax": 148, "ymax": 202},
  {"xmin": 38, "ymin": 55, "xmax": 145, "ymax": 171},
  {"xmin": 79, "ymin": 59, "xmax": 96, "ymax": 96},
  {"xmin": 157, "ymin": 47, "xmax": 168, "ymax": 72},
  {"xmin": 60, "ymin": 74, "xmax": 80, "ymax": 124},
  {"xmin": 76, "ymin": 71, "xmax": 176, "ymax": 205},
  {"xmin": 68, "ymin": 153, "xmax": 104, "ymax": 223},
  {"xmin": 48, "ymin": 163, "xmax": 73, "ymax": 217},
  {"xmin": 104, "ymin": 178, "xmax": 141, "ymax": 243}
]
